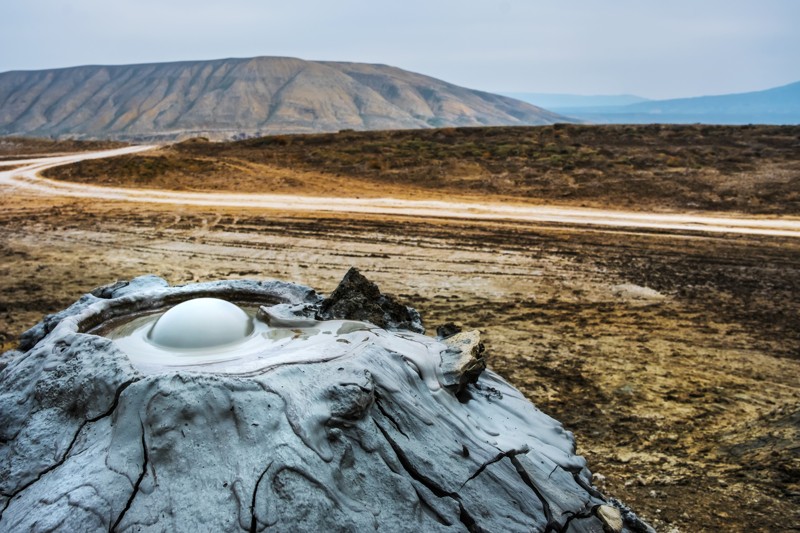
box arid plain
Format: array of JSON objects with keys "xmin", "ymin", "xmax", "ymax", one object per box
[{"xmin": 1, "ymin": 126, "xmax": 799, "ymax": 532}]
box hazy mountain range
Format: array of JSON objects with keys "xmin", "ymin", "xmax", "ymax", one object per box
[
  {"xmin": 501, "ymin": 93, "xmax": 650, "ymax": 110},
  {"xmin": 0, "ymin": 57, "xmax": 566, "ymax": 141},
  {"xmin": 507, "ymin": 82, "xmax": 800, "ymax": 125}
]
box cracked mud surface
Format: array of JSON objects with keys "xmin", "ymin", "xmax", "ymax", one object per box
[
  {"xmin": 1, "ymin": 276, "xmax": 626, "ymax": 532},
  {"xmin": 0, "ymin": 191, "xmax": 799, "ymax": 531}
]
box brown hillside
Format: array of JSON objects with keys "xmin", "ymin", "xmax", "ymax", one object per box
[{"xmin": 0, "ymin": 57, "xmax": 567, "ymax": 141}]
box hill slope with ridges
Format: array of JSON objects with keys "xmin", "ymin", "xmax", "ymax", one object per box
[{"xmin": 0, "ymin": 57, "xmax": 567, "ymax": 140}]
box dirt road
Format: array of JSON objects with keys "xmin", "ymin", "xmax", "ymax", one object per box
[{"xmin": 3, "ymin": 147, "xmax": 800, "ymax": 238}]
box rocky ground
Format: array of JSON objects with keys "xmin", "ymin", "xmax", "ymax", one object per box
[{"xmin": 0, "ymin": 189, "xmax": 798, "ymax": 531}]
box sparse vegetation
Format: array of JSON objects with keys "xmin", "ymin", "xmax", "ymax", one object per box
[
  {"xmin": 0, "ymin": 137, "xmax": 127, "ymax": 159},
  {"xmin": 43, "ymin": 125, "xmax": 800, "ymax": 214}
]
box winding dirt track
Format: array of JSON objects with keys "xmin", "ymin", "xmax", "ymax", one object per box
[{"xmin": 2, "ymin": 146, "xmax": 800, "ymax": 237}]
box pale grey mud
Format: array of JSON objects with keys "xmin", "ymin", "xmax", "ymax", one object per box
[{"xmin": 0, "ymin": 274, "xmax": 651, "ymax": 532}]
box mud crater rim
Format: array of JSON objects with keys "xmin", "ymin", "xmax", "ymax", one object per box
[{"xmin": 99, "ymin": 296, "xmax": 384, "ymax": 376}]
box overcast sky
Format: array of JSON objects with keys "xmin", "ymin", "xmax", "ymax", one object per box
[{"xmin": 1, "ymin": 0, "xmax": 798, "ymax": 99}]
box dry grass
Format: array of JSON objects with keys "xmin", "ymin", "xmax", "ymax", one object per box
[
  {"xmin": 43, "ymin": 124, "xmax": 800, "ymax": 214},
  {"xmin": 0, "ymin": 137, "xmax": 126, "ymax": 159}
]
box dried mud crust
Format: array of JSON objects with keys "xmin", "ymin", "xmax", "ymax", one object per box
[
  {"xmin": 42, "ymin": 124, "xmax": 800, "ymax": 214},
  {"xmin": 0, "ymin": 194, "xmax": 799, "ymax": 531}
]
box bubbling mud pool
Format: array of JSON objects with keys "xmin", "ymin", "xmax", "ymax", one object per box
[{"xmin": 103, "ymin": 297, "xmax": 447, "ymax": 384}]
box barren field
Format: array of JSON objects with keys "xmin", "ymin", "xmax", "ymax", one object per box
[{"xmin": 2, "ymin": 128, "xmax": 800, "ymax": 531}]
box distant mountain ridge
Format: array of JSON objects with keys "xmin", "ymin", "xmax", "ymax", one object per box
[
  {"xmin": 0, "ymin": 57, "xmax": 567, "ymax": 140},
  {"xmin": 557, "ymin": 81, "xmax": 800, "ymax": 124},
  {"xmin": 500, "ymin": 92, "xmax": 650, "ymax": 111}
]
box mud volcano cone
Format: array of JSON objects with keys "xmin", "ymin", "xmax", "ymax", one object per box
[{"xmin": 0, "ymin": 270, "xmax": 651, "ymax": 532}]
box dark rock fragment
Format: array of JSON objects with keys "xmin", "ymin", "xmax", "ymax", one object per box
[
  {"xmin": 317, "ymin": 268, "xmax": 424, "ymax": 333},
  {"xmin": 436, "ymin": 322, "xmax": 462, "ymax": 339}
]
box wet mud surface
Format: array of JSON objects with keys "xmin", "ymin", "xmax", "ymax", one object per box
[{"xmin": 1, "ymin": 192, "xmax": 799, "ymax": 531}]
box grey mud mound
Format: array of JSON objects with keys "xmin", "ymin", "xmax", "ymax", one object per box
[{"xmin": 0, "ymin": 274, "xmax": 653, "ymax": 532}]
